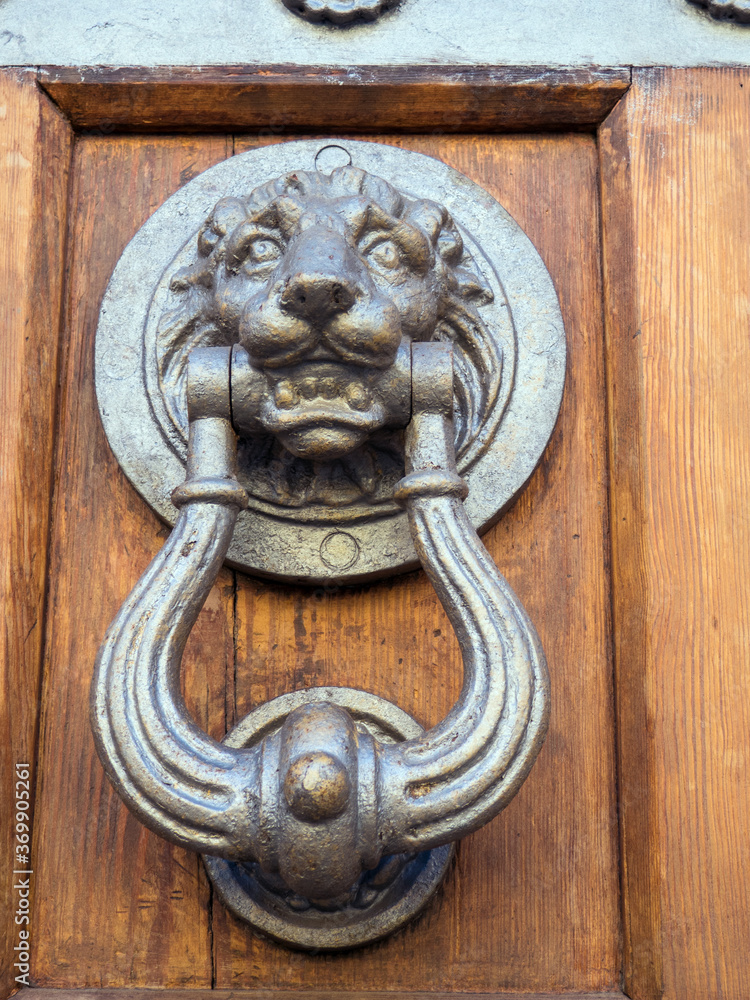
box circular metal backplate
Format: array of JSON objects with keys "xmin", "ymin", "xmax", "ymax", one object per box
[
  {"xmin": 202, "ymin": 687, "xmax": 454, "ymax": 951},
  {"xmin": 96, "ymin": 139, "xmax": 566, "ymax": 583}
]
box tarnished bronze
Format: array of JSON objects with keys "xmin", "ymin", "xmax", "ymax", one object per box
[
  {"xmin": 97, "ymin": 141, "xmax": 566, "ymax": 582},
  {"xmin": 92, "ymin": 152, "xmax": 564, "ymax": 950},
  {"xmin": 156, "ymin": 165, "xmax": 496, "ymax": 519},
  {"xmin": 92, "ymin": 341, "xmax": 550, "ymax": 948}
]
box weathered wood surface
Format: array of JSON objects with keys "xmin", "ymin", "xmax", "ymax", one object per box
[
  {"xmin": 0, "ymin": 70, "xmax": 72, "ymax": 1000},
  {"xmin": 37, "ymin": 65, "xmax": 630, "ymax": 134},
  {"xmin": 31, "ymin": 136, "xmax": 232, "ymax": 991},
  {"xmin": 600, "ymin": 67, "xmax": 750, "ymax": 1000},
  {"xmin": 17, "ymin": 991, "xmax": 626, "ymax": 1000},
  {"xmin": 32, "ymin": 134, "xmax": 618, "ymax": 992}
]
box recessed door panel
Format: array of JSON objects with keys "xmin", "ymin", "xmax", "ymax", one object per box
[{"xmin": 31, "ymin": 133, "xmax": 618, "ymax": 993}]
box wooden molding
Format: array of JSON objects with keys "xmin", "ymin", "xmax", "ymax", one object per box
[
  {"xmin": 599, "ymin": 82, "xmax": 664, "ymax": 1000},
  {"xmin": 16, "ymin": 992, "xmax": 627, "ymax": 1000},
  {"xmin": 0, "ymin": 69, "xmax": 73, "ymax": 1000},
  {"xmin": 37, "ymin": 64, "xmax": 630, "ymax": 134},
  {"xmin": 600, "ymin": 66, "xmax": 750, "ymax": 1000}
]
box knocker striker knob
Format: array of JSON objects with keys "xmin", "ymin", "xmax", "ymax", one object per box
[
  {"xmin": 93, "ymin": 139, "xmax": 566, "ymax": 950},
  {"xmin": 284, "ymin": 749, "xmax": 351, "ymax": 823}
]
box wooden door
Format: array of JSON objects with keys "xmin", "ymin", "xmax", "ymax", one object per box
[{"xmin": 2, "ymin": 66, "xmax": 749, "ymax": 1000}]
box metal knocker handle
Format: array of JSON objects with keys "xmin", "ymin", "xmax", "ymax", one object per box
[{"xmin": 91, "ymin": 339, "xmax": 549, "ymax": 945}]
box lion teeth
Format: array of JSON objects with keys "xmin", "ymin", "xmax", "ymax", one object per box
[
  {"xmin": 273, "ymin": 376, "xmax": 373, "ymax": 412},
  {"xmin": 274, "ymin": 380, "xmax": 299, "ymax": 410},
  {"xmin": 345, "ymin": 384, "xmax": 372, "ymax": 411},
  {"xmin": 319, "ymin": 377, "xmax": 340, "ymax": 400},
  {"xmin": 299, "ymin": 376, "xmax": 319, "ymax": 401}
]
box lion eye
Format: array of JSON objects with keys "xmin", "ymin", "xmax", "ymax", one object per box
[
  {"xmin": 246, "ymin": 238, "xmax": 283, "ymax": 266},
  {"xmin": 365, "ymin": 239, "xmax": 403, "ymax": 272}
]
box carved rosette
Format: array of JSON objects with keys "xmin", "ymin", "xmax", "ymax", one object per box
[
  {"xmin": 281, "ymin": 0, "xmax": 399, "ymax": 24},
  {"xmin": 688, "ymin": 0, "xmax": 750, "ymax": 20}
]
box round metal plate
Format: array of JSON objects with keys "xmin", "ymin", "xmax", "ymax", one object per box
[
  {"xmin": 96, "ymin": 139, "xmax": 566, "ymax": 583},
  {"xmin": 202, "ymin": 687, "xmax": 454, "ymax": 951}
]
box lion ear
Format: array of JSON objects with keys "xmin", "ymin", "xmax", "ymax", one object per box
[
  {"xmin": 197, "ymin": 197, "xmax": 248, "ymax": 258},
  {"xmin": 211, "ymin": 197, "xmax": 249, "ymax": 235},
  {"xmin": 453, "ymin": 265, "xmax": 494, "ymax": 306}
]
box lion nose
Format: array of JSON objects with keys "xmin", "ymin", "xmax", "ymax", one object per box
[
  {"xmin": 278, "ymin": 225, "xmax": 359, "ymax": 324},
  {"xmin": 280, "ymin": 273, "xmax": 356, "ymax": 322}
]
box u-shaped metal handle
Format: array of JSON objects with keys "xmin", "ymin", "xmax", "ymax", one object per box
[{"xmin": 91, "ymin": 340, "xmax": 549, "ymax": 944}]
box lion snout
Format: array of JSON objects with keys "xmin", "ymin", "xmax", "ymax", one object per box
[
  {"xmin": 278, "ymin": 225, "xmax": 360, "ymax": 322},
  {"xmin": 280, "ymin": 273, "xmax": 356, "ymax": 323}
]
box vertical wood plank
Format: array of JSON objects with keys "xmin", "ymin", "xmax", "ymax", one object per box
[
  {"xmin": 0, "ymin": 70, "xmax": 72, "ymax": 999},
  {"xmin": 31, "ymin": 136, "xmax": 232, "ymax": 988},
  {"xmin": 212, "ymin": 135, "xmax": 620, "ymax": 993},
  {"xmin": 599, "ymin": 82, "xmax": 663, "ymax": 1000},
  {"xmin": 600, "ymin": 67, "xmax": 750, "ymax": 1000}
]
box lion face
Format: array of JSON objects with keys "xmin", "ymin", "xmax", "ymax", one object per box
[
  {"xmin": 210, "ymin": 180, "xmax": 444, "ymax": 460},
  {"xmin": 157, "ymin": 165, "xmax": 501, "ymax": 511}
]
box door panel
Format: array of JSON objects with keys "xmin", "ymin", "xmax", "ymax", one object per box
[{"xmin": 31, "ymin": 133, "xmax": 618, "ymax": 993}]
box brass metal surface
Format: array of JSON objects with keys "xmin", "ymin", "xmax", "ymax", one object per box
[
  {"xmin": 95, "ymin": 140, "xmax": 565, "ymax": 581},
  {"xmin": 92, "ymin": 150, "xmax": 562, "ymax": 949}
]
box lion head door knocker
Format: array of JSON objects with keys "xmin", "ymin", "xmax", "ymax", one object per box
[{"xmin": 93, "ymin": 140, "xmax": 565, "ymax": 950}]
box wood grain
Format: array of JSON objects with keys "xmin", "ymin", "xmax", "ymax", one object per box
[
  {"xmin": 31, "ymin": 136, "xmax": 232, "ymax": 990},
  {"xmin": 17, "ymin": 991, "xmax": 626, "ymax": 1000},
  {"xmin": 37, "ymin": 65, "xmax": 630, "ymax": 135},
  {"xmin": 209, "ymin": 135, "xmax": 620, "ymax": 993},
  {"xmin": 0, "ymin": 70, "xmax": 72, "ymax": 999},
  {"xmin": 600, "ymin": 67, "xmax": 750, "ymax": 1000},
  {"xmin": 31, "ymin": 134, "xmax": 619, "ymax": 993},
  {"xmin": 599, "ymin": 84, "xmax": 663, "ymax": 1000}
]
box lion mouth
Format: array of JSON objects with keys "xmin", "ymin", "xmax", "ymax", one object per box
[{"xmin": 259, "ymin": 363, "xmax": 390, "ymax": 461}]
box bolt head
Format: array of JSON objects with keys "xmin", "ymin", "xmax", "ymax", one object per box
[{"xmin": 284, "ymin": 751, "xmax": 351, "ymax": 822}]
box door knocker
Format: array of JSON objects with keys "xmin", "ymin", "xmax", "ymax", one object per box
[{"xmin": 93, "ymin": 140, "xmax": 565, "ymax": 950}]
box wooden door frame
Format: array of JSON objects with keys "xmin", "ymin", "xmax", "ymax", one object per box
[{"xmin": 3, "ymin": 64, "xmax": 748, "ymax": 1000}]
